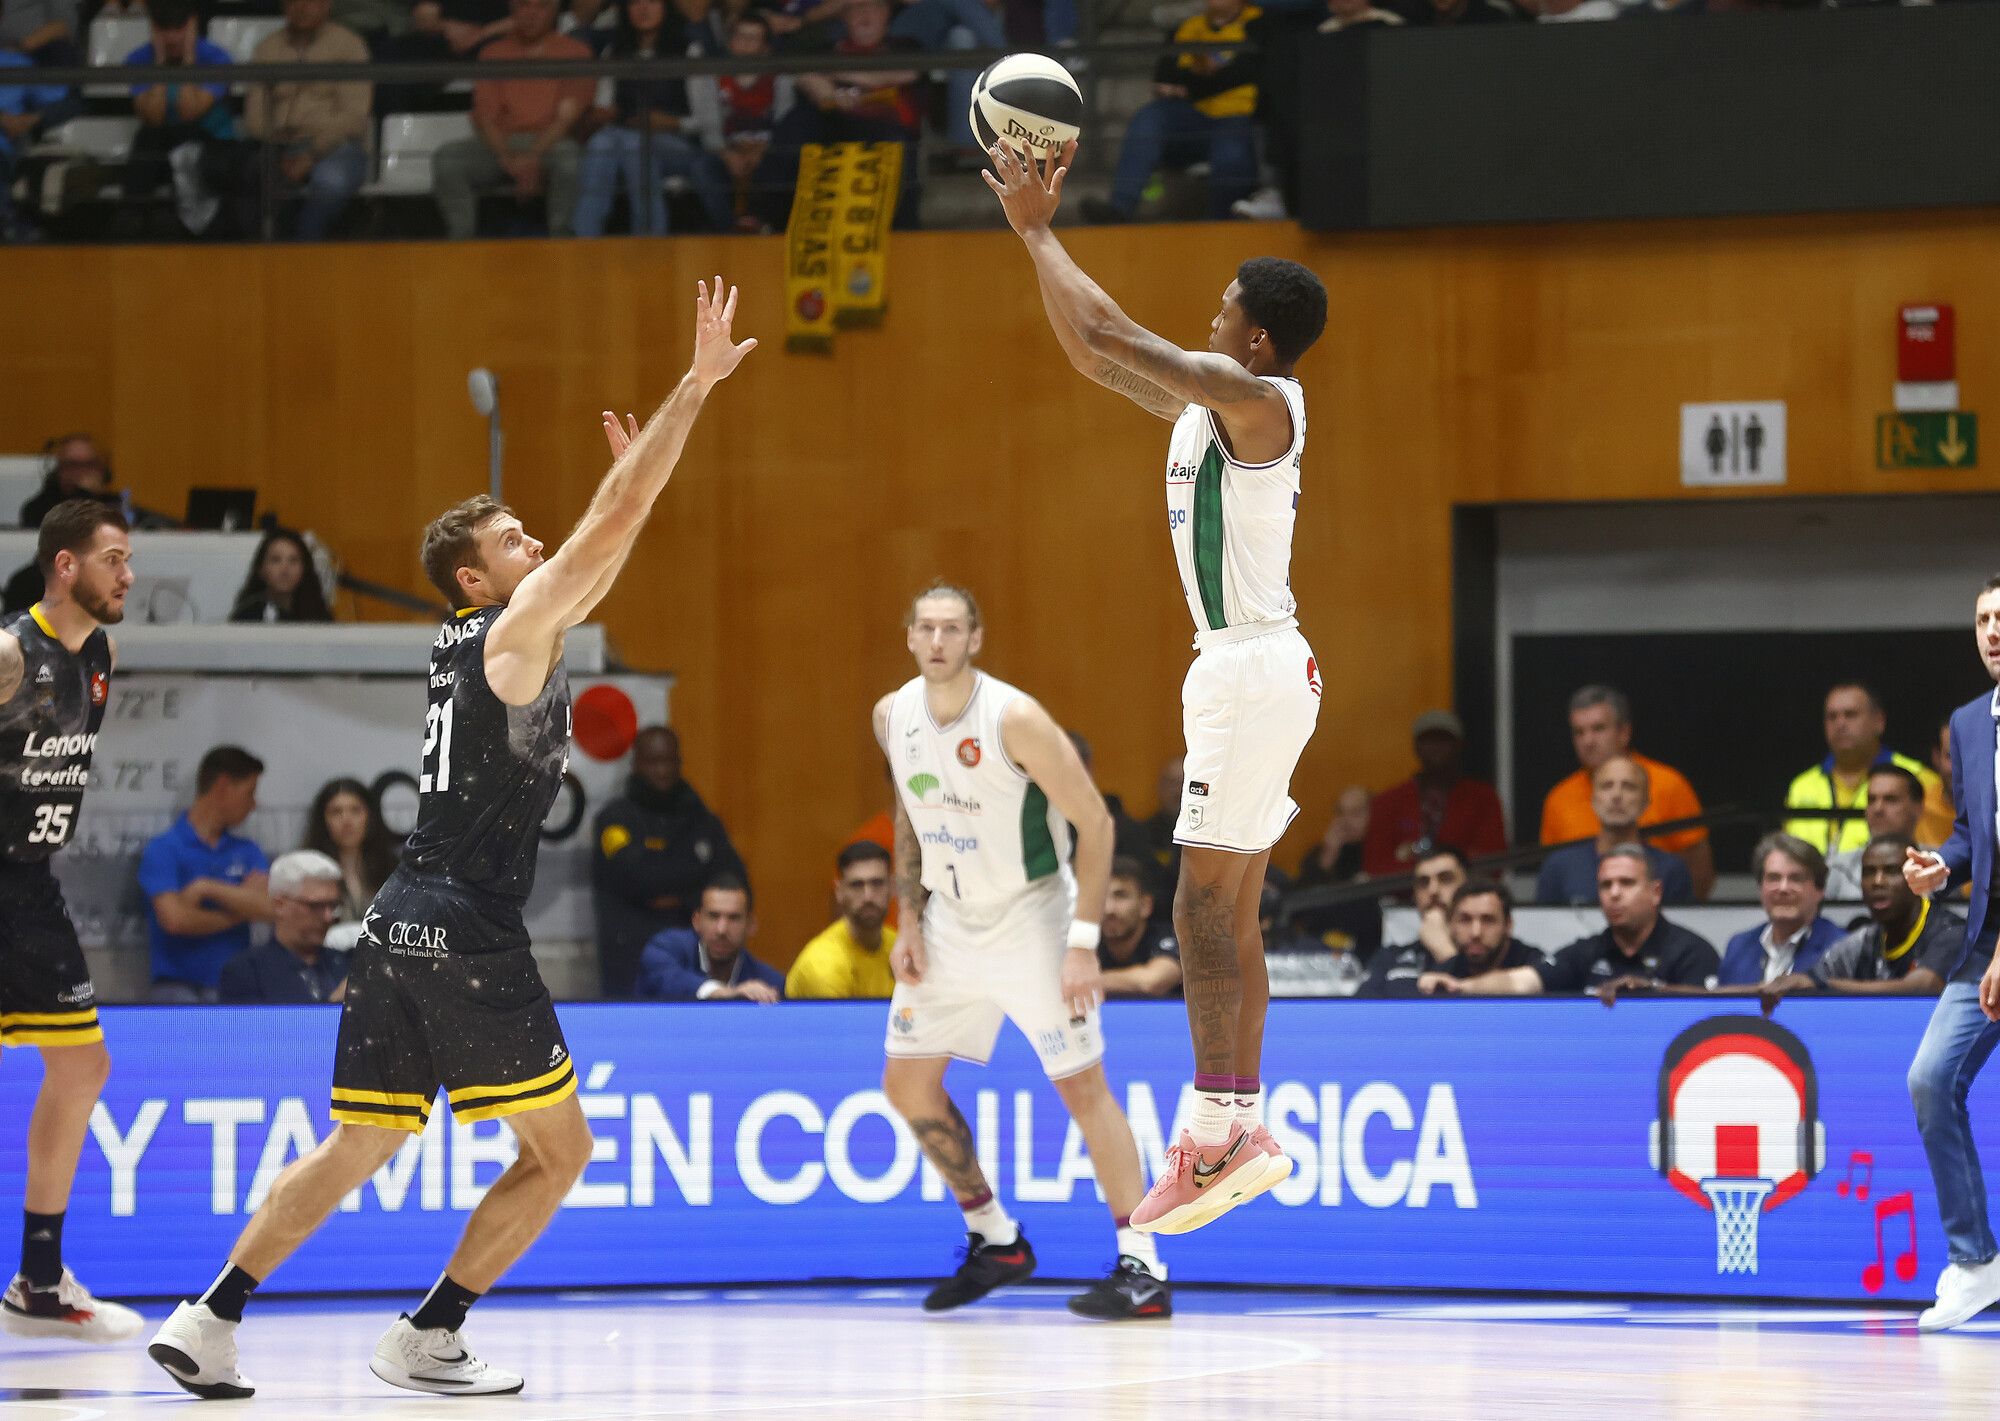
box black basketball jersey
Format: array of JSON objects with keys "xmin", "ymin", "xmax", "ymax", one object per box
[
  {"xmin": 0, "ymin": 607, "xmax": 111, "ymax": 864},
  {"xmin": 399, "ymin": 607, "xmax": 571, "ymax": 903}
]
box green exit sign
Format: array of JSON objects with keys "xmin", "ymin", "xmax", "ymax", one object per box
[{"xmin": 1876, "ymin": 412, "xmax": 1978, "ymax": 469}]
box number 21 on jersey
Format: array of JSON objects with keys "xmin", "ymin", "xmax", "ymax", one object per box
[{"xmin": 420, "ymin": 700, "xmax": 454, "ymax": 794}]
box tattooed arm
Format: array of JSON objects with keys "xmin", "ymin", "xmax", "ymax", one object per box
[
  {"xmin": 874, "ymin": 693, "xmax": 929, "ymax": 984},
  {"xmin": 1032, "ymin": 259, "xmax": 1184, "ymax": 421}
]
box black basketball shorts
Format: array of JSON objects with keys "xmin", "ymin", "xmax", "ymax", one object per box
[
  {"xmin": 330, "ymin": 875, "xmax": 574, "ymax": 1132},
  {"xmin": 0, "ymin": 859, "xmax": 100, "ymax": 1051}
]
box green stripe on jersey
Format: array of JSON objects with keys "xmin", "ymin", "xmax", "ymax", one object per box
[
  {"xmin": 1020, "ymin": 783, "xmax": 1059, "ymax": 881},
  {"xmin": 1192, "ymin": 443, "xmax": 1228, "ymax": 630}
]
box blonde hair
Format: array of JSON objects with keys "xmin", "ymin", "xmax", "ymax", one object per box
[{"xmin": 420, "ymin": 495, "xmax": 513, "ymax": 606}]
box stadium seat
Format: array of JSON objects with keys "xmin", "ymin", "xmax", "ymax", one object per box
[
  {"xmin": 34, "ymin": 117, "xmax": 142, "ymax": 163},
  {"xmin": 364, "ymin": 113, "xmax": 474, "ymax": 197},
  {"xmin": 86, "ymin": 15, "xmax": 151, "ymax": 99},
  {"xmin": 207, "ymin": 16, "xmax": 285, "ymax": 63}
]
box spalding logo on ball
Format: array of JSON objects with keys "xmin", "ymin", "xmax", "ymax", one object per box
[{"xmin": 970, "ymin": 53, "xmax": 1083, "ymax": 158}]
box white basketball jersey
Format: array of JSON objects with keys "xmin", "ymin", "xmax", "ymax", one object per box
[
  {"xmin": 1164, "ymin": 376, "xmax": 1306, "ymax": 634},
  {"xmin": 887, "ymin": 673, "xmax": 1074, "ymax": 908}
]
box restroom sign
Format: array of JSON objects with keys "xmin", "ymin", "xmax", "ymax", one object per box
[{"xmin": 1681, "ymin": 402, "xmax": 1787, "ymax": 488}]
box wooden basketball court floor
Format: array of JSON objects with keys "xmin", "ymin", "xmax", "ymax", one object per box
[{"xmin": 4, "ymin": 1285, "xmax": 1994, "ymax": 1420}]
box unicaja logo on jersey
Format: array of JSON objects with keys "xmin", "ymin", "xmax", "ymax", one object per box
[{"xmin": 906, "ymin": 773, "xmax": 982, "ymax": 815}]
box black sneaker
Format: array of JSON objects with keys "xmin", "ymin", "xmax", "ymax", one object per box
[
  {"xmin": 1067, "ymin": 1256, "xmax": 1173, "ymax": 1320},
  {"xmin": 922, "ymin": 1231, "xmax": 1037, "ymax": 1312}
]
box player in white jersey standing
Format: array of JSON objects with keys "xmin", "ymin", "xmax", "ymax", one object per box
[
  {"xmin": 875, "ymin": 583, "xmax": 1171, "ymax": 1319},
  {"xmin": 988, "ymin": 142, "xmax": 1329, "ymax": 1234}
]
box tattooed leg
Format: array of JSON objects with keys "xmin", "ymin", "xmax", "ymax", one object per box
[
  {"xmin": 1232, "ymin": 849, "xmax": 1273, "ymax": 1083},
  {"xmin": 883, "ymin": 1057, "xmax": 992, "ymax": 1204},
  {"xmin": 1174, "ymin": 848, "xmax": 1253, "ymax": 1080}
]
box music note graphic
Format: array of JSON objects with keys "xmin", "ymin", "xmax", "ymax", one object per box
[
  {"xmin": 1836, "ymin": 1150, "xmax": 1874, "ymax": 1201},
  {"xmin": 1861, "ymin": 1192, "xmax": 1918, "ymax": 1294}
]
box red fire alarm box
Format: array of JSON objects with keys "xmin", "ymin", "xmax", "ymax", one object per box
[{"xmin": 1900, "ymin": 305, "xmax": 1956, "ymax": 384}]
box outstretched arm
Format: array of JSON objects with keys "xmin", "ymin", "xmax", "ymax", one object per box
[
  {"xmin": 987, "ymin": 142, "xmax": 1286, "ymax": 429},
  {"xmin": 486, "ymin": 279, "xmax": 755, "ymax": 704},
  {"xmin": 1032, "ymin": 262, "xmax": 1184, "ymax": 421}
]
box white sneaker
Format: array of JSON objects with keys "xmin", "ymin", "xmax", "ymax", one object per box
[
  {"xmin": 1230, "ymin": 187, "xmax": 1290, "ymax": 221},
  {"xmin": 370, "ymin": 1315, "xmax": 524, "ymax": 1396},
  {"xmin": 1918, "ymin": 1255, "xmax": 2000, "ymax": 1333},
  {"xmin": 148, "ymin": 1300, "xmax": 255, "ymax": 1398},
  {"xmin": 3, "ymin": 1269, "xmax": 143, "ymax": 1343}
]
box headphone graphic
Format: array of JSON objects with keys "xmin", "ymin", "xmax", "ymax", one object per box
[{"xmin": 1651, "ymin": 1015, "xmax": 1825, "ymax": 1184}]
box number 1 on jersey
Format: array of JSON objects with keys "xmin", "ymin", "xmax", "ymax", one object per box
[
  {"xmin": 946, "ymin": 863, "xmax": 961, "ymax": 898},
  {"xmin": 420, "ymin": 700, "xmax": 454, "ymax": 794}
]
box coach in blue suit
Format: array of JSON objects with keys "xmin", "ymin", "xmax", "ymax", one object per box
[{"xmin": 1905, "ymin": 574, "xmax": 2000, "ymax": 1332}]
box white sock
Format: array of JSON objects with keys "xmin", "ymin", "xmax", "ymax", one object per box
[
  {"xmin": 962, "ymin": 1195, "xmax": 1018, "ymax": 1247},
  {"xmin": 1235, "ymin": 1087, "xmax": 1265, "ymax": 1131},
  {"xmin": 1189, "ymin": 1090, "xmax": 1236, "ymax": 1148},
  {"xmin": 1117, "ymin": 1226, "xmax": 1164, "ymax": 1277}
]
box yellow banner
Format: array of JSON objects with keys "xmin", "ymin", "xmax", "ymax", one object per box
[
  {"xmin": 784, "ymin": 143, "xmax": 842, "ymax": 354},
  {"xmin": 785, "ymin": 142, "xmax": 902, "ymax": 351},
  {"xmin": 832, "ymin": 142, "xmax": 901, "ymax": 330}
]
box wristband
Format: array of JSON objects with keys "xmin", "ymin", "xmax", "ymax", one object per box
[{"xmin": 1066, "ymin": 921, "xmax": 1101, "ymax": 952}]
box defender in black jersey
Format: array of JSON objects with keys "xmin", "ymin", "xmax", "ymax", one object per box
[
  {"xmin": 0, "ymin": 499, "xmax": 143, "ymax": 1345},
  {"xmin": 153, "ymin": 278, "xmax": 759, "ymax": 1402}
]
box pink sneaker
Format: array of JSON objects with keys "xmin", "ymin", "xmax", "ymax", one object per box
[
  {"xmin": 1129, "ymin": 1126, "xmax": 1269, "ymax": 1236},
  {"xmin": 1242, "ymin": 1125, "xmax": 1295, "ymax": 1197}
]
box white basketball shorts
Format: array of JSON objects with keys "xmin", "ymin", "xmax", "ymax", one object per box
[
  {"xmin": 1176, "ymin": 620, "xmax": 1321, "ymax": 854},
  {"xmin": 883, "ymin": 877, "xmax": 1104, "ymax": 1081}
]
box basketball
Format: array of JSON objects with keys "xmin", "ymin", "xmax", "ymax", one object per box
[{"xmin": 969, "ymin": 54, "xmax": 1084, "ymax": 159}]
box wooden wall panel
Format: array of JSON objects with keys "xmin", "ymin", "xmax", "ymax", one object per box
[{"xmin": 2, "ymin": 209, "xmax": 1996, "ymax": 956}]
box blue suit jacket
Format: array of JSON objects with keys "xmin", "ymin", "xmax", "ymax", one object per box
[
  {"xmin": 632, "ymin": 927, "xmax": 786, "ymax": 1002},
  {"xmin": 1938, "ymin": 689, "xmax": 1997, "ymax": 970},
  {"xmin": 1714, "ymin": 916, "xmax": 1845, "ymax": 988}
]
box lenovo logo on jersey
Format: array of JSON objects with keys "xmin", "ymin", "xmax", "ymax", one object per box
[
  {"xmin": 920, "ymin": 827, "xmax": 978, "ymax": 855},
  {"xmin": 386, "ymin": 921, "xmax": 449, "ymax": 956},
  {"xmin": 23, "ymin": 731, "xmax": 96, "ymax": 758}
]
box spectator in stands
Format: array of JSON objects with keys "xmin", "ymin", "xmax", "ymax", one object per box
[
  {"xmin": 18, "ymin": 435, "xmax": 111, "ymax": 529},
  {"xmin": 433, "ymin": 0, "xmax": 595, "ymax": 239},
  {"xmin": 591, "ymin": 724, "xmax": 745, "ymax": 997},
  {"xmin": 1535, "ymin": 755, "xmax": 1694, "ymax": 906},
  {"xmin": 1784, "ymin": 682, "xmax": 1938, "ymax": 857},
  {"xmin": 632, "ymin": 873, "xmax": 784, "ymax": 1001},
  {"xmin": 0, "ymin": 0, "xmax": 79, "ymax": 67},
  {"xmin": 1714, "ymin": 832, "xmax": 1843, "ymax": 987},
  {"xmin": 1080, "ymin": 0, "xmax": 1261, "ymax": 224},
  {"xmin": 127, "ymin": 0, "xmax": 259, "ymax": 239},
  {"xmin": 575, "ymin": 0, "xmax": 734, "ymax": 236},
  {"xmin": 1759, "ymin": 835, "xmax": 1961, "ymax": 1011},
  {"xmin": 139, "ymin": 746, "xmax": 274, "ymax": 1002},
  {"xmin": 1355, "ymin": 845, "xmax": 1465, "ymax": 997},
  {"xmin": 887, "ymin": 0, "xmax": 1005, "ymax": 162},
  {"xmin": 301, "ymin": 776, "xmax": 397, "ymax": 922},
  {"xmin": 242, "ymin": 0, "xmax": 372, "ymax": 241},
  {"xmin": 1097, "ymin": 856, "xmax": 1181, "ymax": 998},
  {"xmin": 1923, "ymin": 713, "xmax": 1957, "ymax": 849},
  {"xmin": 787, "ymin": 840, "xmax": 898, "ymax": 998},
  {"xmin": 1319, "ymin": 0, "xmax": 1403, "ymax": 30},
  {"xmin": 1362, "ymin": 710, "xmax": 1507, "ymax": 876},
  {"xmin": 1066, "ymin": 731, "xmax": 1151, "ymax": 872},
  {"xmin": 781, "ymin": 0, "xmax": 923, "ymax": 229},
  {"xmin": 370, "ymin": 0, "xmax": 511, "ymax": 108},
  {"xmin": 1446, "ymin": 846, "xmax": 1716, "ymax": 996},
  {"xmin": 229, "ymin": 529, "xmax": 334, "ymax": 623},
  {"xmin": 1541, "ymin": 683, "xmax": 1711, "ymax": 897},
  {"xmin": 1826, "ymin": 764, "xmax": 1929, "ymax": 898},
  {"xmin": 686, "ymin": 12, "xmax": 795, "ymax": 233},
  {"xmin": 1289, "ymin": 783, "xmax": 1377, "ymax": 957},
  {"xmin": 218, "ymin": 850, "xmax": 350, "ymax": 1003},
  {"xmin": 1415, "ymin": 879, "xmax": 1541, "ymax": 995},
  {"xmin": 753, "ymin": 0, "xmax": 848, "ymax": 51},
  {"xmin": 0, "ymin": 9, "xmax": 73, "ymax": 243}
]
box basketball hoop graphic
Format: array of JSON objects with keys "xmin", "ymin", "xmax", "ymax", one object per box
[{"xmin": 1650, "ymin": 1017, "xmax": 1824, "ymax": 1275}]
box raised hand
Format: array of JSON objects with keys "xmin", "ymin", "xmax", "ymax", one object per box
[
  {"xmin": 982, "ymin": 138, "xmax": 1075, "ymax": 237},
  {"xmin": 600, "ymin": 411, "xmax": 640, "ymax": 459},
  {"xmin": 692, "ymin": 276, "xmax": 758, "ymax": 389},
  {"xmin": 1904, "ymin": 846, "xmax": 1950, "ymax": 896}
]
